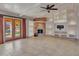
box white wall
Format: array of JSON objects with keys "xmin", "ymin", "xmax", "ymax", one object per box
[
  {"xmin": 46, "ymin": 4, "xmax": 78, "ymax": 39},
  {"xmin": 29, "ymin": 20, "xmax": 34, "ymax": 36},
  {"xmin": 26, "ymin": 18, "xmax": 34, "ymax": 37},
  {"xmin": 46, "ymin": 18, "xmax": 54, "ymax": 36},
  {"xmin": 54, "ymin": 10, "xmax": 67, "ymax": 35},
  {"xmin": 76, "ymin": 4, "xmax": 79, "ymax": 39},
  {"xmin": 46, "ymin": 10, "xmax": 67, "ymax": 36}
]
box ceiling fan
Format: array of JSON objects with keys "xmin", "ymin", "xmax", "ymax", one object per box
[{"xmin": 41, "ymin": 4, "xmax": 58, "ymax": 13}]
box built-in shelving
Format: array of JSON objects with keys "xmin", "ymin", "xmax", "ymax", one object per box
[
  {"xmin": 53, "ymin": 10, "xmax": 67, "ymax": 37},
  {"xmin": 46, "ymin": 7, "xmax": 77, "ymax": 39}
]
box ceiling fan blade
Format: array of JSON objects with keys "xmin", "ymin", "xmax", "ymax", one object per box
[
  {"xmin": 41, "ymin": 7, "xmax": 46, "ymax": 9},
  {"xmin": 50, "ymin": 8, "xmax": 58, "ymax": 10},
  {"xmin": 49, "ymin": 4, "xmax": 55, "ymax": 8}
]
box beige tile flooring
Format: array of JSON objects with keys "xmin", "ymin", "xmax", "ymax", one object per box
[{"xmin": 0, "ymin": 36, "xmax": 79, "ymax": 56}]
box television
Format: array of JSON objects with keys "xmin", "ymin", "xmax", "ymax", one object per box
[{"xmin": 57, "ymin": 25, "xmax": 64, "ymax": 30}]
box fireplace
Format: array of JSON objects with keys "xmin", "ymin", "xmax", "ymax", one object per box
[
  {"xmin": 34, "ymin": 29, "xmax": 43, "ymax": 37},
  {"xmin": 37, "ymin": 29, "xmax": 43, "ymax": 34}
]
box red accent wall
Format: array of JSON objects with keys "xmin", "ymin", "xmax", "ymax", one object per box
[
  {"xmin": 12, "ymin": 18, "xmax": 15, "ymax": 40},
  {"xmin": 22, "ymin": 18, "xmax": 26, "ymax": 38},
  {"xmin": 0, "ymin": 15, "xmax": 3, "ymax": 44}
]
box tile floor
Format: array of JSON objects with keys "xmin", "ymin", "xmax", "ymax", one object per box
[{"xmin": 0, "ymin": 36, "xmax": 79, "ymax": 56}]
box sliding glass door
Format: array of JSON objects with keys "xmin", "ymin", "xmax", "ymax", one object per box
[
  {"xmin": 14, "ymin": 18, "xmax": 21, "ymax": 38},
  {"xmin": 3, "ymin": 16, "xmax": 13, "ymax": 41}
]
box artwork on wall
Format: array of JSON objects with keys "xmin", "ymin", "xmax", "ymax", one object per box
[{"xmin": 15, "ymin": 19, "xmax": 21, "ymax": 37}]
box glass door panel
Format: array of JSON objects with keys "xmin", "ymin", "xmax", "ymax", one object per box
[{"xmin": 15, "ymin": 19, "xmax": 21, "ymax": 38}]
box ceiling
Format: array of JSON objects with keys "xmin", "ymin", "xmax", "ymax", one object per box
[{"xmin": 0, "ymin": 3, "xmax": 77, "ymax": 18}]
